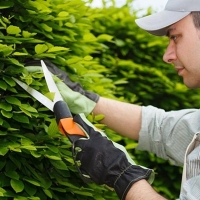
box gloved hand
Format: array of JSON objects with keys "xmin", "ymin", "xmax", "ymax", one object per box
[
  {"xmin": 72, "ymin": 113, "xmax": 154, "ymax": 200},
  {"xmin": 25, "ymin": 59, "xmax": 99, "ymax": 115}
]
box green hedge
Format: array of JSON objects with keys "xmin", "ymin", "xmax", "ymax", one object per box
[
  {"xmin": 0, "ymin": 0, "xmax": 117, "ymax": 199},
  {"xmin": 0, "ymin": 0, "xmax": 199, "ymax": 199}
]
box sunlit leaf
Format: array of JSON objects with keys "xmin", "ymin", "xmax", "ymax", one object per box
[
  {"xmin": 35, "ymin": 44, "xmax": 48, "ymax": 54},
  {"xmin": 11, "ymin": 179, "xmax": 24, "ymax": 193},
  {"xmin": 7, "ymin": 25, "xmax": 21, "ymax": 35},
  {"xmin": 47, "ymin": 46, "xmax": 69, "ymax": 53}
]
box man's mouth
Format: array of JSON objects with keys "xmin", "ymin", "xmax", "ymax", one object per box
[{"xmin": 175, "ymin": 67, "xmax": 185, "ymax": 76}]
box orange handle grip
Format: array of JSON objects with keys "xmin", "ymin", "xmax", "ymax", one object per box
[{"xmin": 59, "ymin": 118, "xmax": 86, "ymax": 137}]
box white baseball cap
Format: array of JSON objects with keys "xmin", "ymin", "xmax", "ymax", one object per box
[{"xmin": 135, "ymin": 0, "xmax": 200, "ymax": 36}]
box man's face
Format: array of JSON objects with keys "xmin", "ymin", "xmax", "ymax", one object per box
[{"xmin": 163, "ymin": 14, "xmax": 200, "ymax": 88}]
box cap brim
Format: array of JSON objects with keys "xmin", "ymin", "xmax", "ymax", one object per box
[{"xmin": 135, "ymin": 11, "xmax": 190, "ymax": 36}]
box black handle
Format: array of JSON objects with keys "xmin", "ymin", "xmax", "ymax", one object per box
[
  {"xmin": 53, "ymin": 101, "xmax": 72, "ymax": 123},
  {"xmin": 53, "ymin": 101, "xmax": 86, "ymax": 143}
]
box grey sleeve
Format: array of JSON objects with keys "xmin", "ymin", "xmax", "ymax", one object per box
[{"xmin": 136, "ymin": 106, "xmax": 200, "ymax": 166}]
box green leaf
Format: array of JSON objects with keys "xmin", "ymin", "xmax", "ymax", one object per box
[
  {"xmin": 56, "ymin": 179, "xmax": 79, "ymax": 189},
  {"xmin": 5, "ymin": 171, "xmax": 20, "ymax": 180},
  {"xmin": 50, "ymin": 160, "xmax": 68, "ymax": 170},
  {"xmin": 8, "ymin": 128, "xmax": 20, "ymax": 131},
  {"xmin": 5, "ymin": 64, "xmax": 25, "ymax": 75},
  {"xmin": 12, "ymin": 52, "xmax": 29, "ymax": 56},
  {"xmin": 0, "ymin": 188, "xmax": 6, "ymax": 196},
  {"xmin": 23, "ymin": 75, "xmax": 33, "ymax": 85},
  {"xmin": 21, "ymin": 138, "xmax": 33, "ymax": 146},
  {"xmin": 24, "ymin": 183, "xmax": 37, "ymax": 196},
  {"xmin": 83, "ymin": 33, "xmax": 96, "ymax": 42},
  {"xmin": 35, "ymin": 44, "xmax": 48, "ymax": 54},
  {"xmin": 43, "ymin": 189, "xmax": 52, "ymax": 199},
  {"xmin": 125, "ymin": 143, "xmax": 138, "ymax": 150},
  {"xmin": 0, "ymin": 118, "xmax": 3, "ymax": 126},
  {"xmin": 47, "ymin": 46, "xmax": 69, "ymax": 53},
  {"xmin": 19, "ymin": 108, "xmax": 32, "ymax": 117},
  {"xmin": 0, "ymin": 80, "xmax": 7, "ymax": 90},
  {"xmin": 0, "ymin": 147, "xmax": 8, "ymax": 156},
  {"xmin": 73, "ymin": 189, "xmax": 93, "ymax": 197},
  {"xmin": 0, "ymin": 102, "xmax": 12, "ymax": 111},
  {"xmin": 0, "ymin": 44, "xmax": 14, "ymax": 56},
  {"xmin": 7, "ymin": 25, "xmax": 21, "ymax": 35},
  {"xmin": 0, "ymin": 130, "xmax": 7, "ymax": 136},
  {"xmin": 11, "ymin": 179, "xmax": 24, "ymax": 193},
  {"xmin": 1, "ymin": 110, "xmax": 13, "ymax": 118},
  {"xmin": 2, "ymin": 120, "xmax": 10, "ymax": 128},
  {"xmin": 19, "ymin": 104, "xmax": 37, "ymax": 113},
  {"xmin": 30, "ymin": 151, "xmax": 42, "ymax": 158},
  {"xmin": 9, "ymin": 155, "xmax": 21, "ymax": 169},
  {"xmin": 44, "ymin": 92, "xmax": 55, "ymax": 101},
  {"xmin": 66, "ymin": 57, "xmax": 82, "ymax": 65},
  {"xmin": 0, "ymin": 160, "xmax": 6, "ymax": 170},
  {"xmin": 0, "ymin": 1, "xmax": 14, "ymax": 9},
  {"xmin": 22, "ymin": 30, "xmax": 37, "ymax": 38},
  {"xmin": 58, "ymin": 11, "xmax": 69, "ymax": 17},
  {"xmin": 83, "ymin": 55, "xmax": 93, "ymax": 61},
  {"xmin": 94, "ymin": 114, "xmax": 105, "ymax": 121},
  {"xmin": 97, "ymin": 34, "xmax": 113, "ymax": 42},
  {"xmin": 46, "ymin": 145, "xmax": 59, "ymax": 153},
  {"xmin": 21, "ymin": 146, "xmax": 37, "ymax": 151},
  {"xmin": 7, "ymin": 58, "xmax": 24, "ymax": 66},
  {"xmin": 47, "ymin": 119, "xmax": 59, "ymax": 137},
  {"xmin": 7, "ymin": 85, "xmax": 17, "ymax": 93},
  {"xmin": 5, "ymin": 96, "xmax": 21, "ymax": 106},
  {"xmin": 13, "ymin": 114, "xmax": 29, "ymax": 124},
  {"xmin": 40, "ymin": 23, "xmax": 52, "ymax": 32},
  {"xmin": 38, "ymin": 176, "xmax": 52, "ymax": 190},
  {"xmin": 23, "ymin": 178, "xmax": 41, "ymax": 187},
  {"xmin": 3, "ymin": 76, "xmax": 16, "ymax": 87},
  {"xmin": 45, "ymin": 155, "xmax": 61, "ymax": 160}
]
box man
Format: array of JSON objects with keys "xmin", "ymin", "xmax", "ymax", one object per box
[
  {"xmin": 91, "ymin": 0, "xmax": 200, "ymax": 198},
  {"xmin": 27, "ymin": 0, "xmax": 200, "ymax": 199}
]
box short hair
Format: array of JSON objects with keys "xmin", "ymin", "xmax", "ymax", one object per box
[{"xmin": 191, "ymin": 12, "xmax": 200, "ymax": 29}]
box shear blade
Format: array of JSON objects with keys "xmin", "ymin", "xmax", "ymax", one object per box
[
  {"xmin": 41, "ymin": 60, "xmax": 63, "ymax": 103},
  {"xmin": 12, "ymin": 77, "xmax": 54, "ymax": 111}
]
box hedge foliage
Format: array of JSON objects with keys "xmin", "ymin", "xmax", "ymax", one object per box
[{"xmin": 0, "ymin": 0, "xmax": 199, "ymax": 199}]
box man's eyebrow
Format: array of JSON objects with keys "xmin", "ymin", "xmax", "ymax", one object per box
[{"xmin": 166, "ymin": 28, "xmax": 176, "ymax": 37}]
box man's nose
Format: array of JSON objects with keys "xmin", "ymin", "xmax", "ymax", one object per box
[{"xmin": 163, "ymin": 41, "xmax": 177, "ymax": 63}]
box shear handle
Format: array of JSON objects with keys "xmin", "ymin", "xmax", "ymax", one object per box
[{"xmin": 53, "ymin": 101, "xmax": 87, "ymax": 143}]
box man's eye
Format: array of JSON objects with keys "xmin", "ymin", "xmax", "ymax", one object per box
[{"xmin": 170, "ymin": 35, "xmax": 178, "ymax": 42}]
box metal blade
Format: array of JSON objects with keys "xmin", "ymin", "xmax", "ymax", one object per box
[
  {"xmin": 12, "ymin": 77, "xmax": 54, "ymax": 111},
  {"xmin": 41, "ymin": 60, "xmax": 63, "ymax": 103}
]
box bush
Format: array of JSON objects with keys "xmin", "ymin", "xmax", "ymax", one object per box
[
  {"xmin": 1, "ymin": 0, "xmax": 199, "ymax": 199},
  {"xmin": 0, "ymin": 0, "xmax": 117, "ymax": 199}
]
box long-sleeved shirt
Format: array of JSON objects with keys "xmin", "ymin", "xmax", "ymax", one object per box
[{"xmin": 137, "ymin": 106, "xmax": 200, "ymax": 200}]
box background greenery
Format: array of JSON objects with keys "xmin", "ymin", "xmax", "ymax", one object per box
[{"xmin": 0, "ymin": 0, "xmax": 200, "ymax": 199}]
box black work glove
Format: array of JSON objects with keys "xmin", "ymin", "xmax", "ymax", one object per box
[
  {"xmin": 25, "ymin": 59, "xmax": 99, "ymax": 115},
  {"xmin": 72, "ymin": 114, "xmax": 154, "ymax": 200}
]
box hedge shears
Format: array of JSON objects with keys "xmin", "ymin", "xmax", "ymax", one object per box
[{"xmin": 12, "ymin": 60, "xmax": 87, "ymax": 143}]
